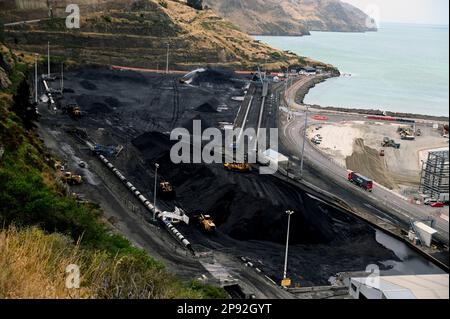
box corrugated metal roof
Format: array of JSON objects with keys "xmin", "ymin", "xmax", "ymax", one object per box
[
  {"xmin": 414, "ymin": 222, "xmax": 438, "ymax": 235},
  {"xmin": 352, "ymin": 274, "xmax": 449, "ymax": 299}
]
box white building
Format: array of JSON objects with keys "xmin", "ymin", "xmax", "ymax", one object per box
[{"xmin": 349, "ymin": 274, "xmax": 449, "ymax": 299}]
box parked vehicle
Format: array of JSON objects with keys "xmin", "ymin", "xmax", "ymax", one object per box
[
  {"xmin": 159, "ymin": 181, "xmax": 176, "ymax": 199},
  {"xmin": 431, "ymin": 202, "xmax": 445, "ymax": 208},
  {"xmin": 382, "ymin": 137, "xmax": 401, "ymax": 149},
  {"xmin": 197, "ymin": 214, "xmax": 216, "ymax": 233},
  {"xmin": 347, "ymin": 171, "xmax": 373, "ymax": 192},
  {"xmin": 311, "ymin": 135, "xmax": 322, "ymax": 145},
  {"xmin": 62, "ymin": 172, "xmax": 82, "ymax": 185},
  {"xmin": 424, "ymin": 198, "xmax": 438, "ymax": 206}
]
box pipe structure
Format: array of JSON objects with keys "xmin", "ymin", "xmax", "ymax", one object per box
[{"xmin": 96, "ymin": 154, "xmax": 194, "ymax": 254}]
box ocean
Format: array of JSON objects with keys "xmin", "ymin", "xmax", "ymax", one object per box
[{"xmin": 255, "ymin": 23, "xmax": 449, "ymax": 117}]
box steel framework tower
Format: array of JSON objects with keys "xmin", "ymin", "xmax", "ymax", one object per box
[{"xmin": 420, "ymin": 151, "xmax": 449, "ymax": 200}]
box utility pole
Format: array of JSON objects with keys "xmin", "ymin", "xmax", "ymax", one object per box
[
  {"xmin": 47, "ymin": 41, "xmax": 51, "ymax": 78},
  {"xmin": 282, "ymin": 210, "xmax": 294, "ymax": 287},
  {"xmin": 153, "ymin": 163, "xmax": 159, "ymax": 221},
  {"xmin": 34, "ymin": 53, "xmax": 39, "ymax": 103},
  {"xmin": 165, "ymin": 43, "xmax": 170, "ymax": 75},
  {"xmin": 284, "ymin": 70, "xmax": 288, "ymax": 92},
  {"xmin": 299, "ymin": 106, "xmax": 309, "ymax": 179}
]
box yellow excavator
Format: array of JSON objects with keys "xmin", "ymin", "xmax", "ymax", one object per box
[{"xmin": 224, "ymin": 162, "xmax": 251, "ymax": 172}]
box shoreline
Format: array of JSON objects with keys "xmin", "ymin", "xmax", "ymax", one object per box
[{"xmin": 294, "ymin": 74, "xmax": 450, "ymax": 123}]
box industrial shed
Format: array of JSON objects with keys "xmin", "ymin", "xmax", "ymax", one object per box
[{"xmin": 349, "ymin": 274, "xmax": 449, "ymax": 299}]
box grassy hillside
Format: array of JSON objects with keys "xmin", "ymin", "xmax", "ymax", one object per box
[
  {"xmin": 0, "ymin": 226, "xmax": 206, "ymax": 299},
  {"xmin": 0, "ymin": 45, "xmax": 226, "ymax": 299},
  {"xmin": 0, "ymin": 0, "xmax": 333, "ymax": 71}
]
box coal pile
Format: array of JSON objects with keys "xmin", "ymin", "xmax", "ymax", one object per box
[
  {"xmin": 105, "ymin": 97, "xmax": 122, "ymax": 109},
  {"xmin": 59, "ymin": 68, "xmax": 241, "ymax": 134},
  {"xmin": 133, "ymin": 133, "xmax": 376, "ymax": 245},
  {"xmin": 74, "ymin": 95, "xmax": 113, "ymax": 114},
  {"xmin": 132, "ymin": 131, "xmax": 175, "ymax": 161},
  {"xmin": 195, "ymin": 98, "xmax": 220, "ymax": 113},
  {"xmin": 52, "ymin": 67, "xmax": 400, "ymax": 286},
  {"xmin": 90, "ymin": 103, "xmax": 112, "ymax": 114},
  {"xmin": 79, "ymin": 80, "xmax": 98, "ymax": 91},
  {"xmin": 189, "ymin": 67, "xmax": 241, "ymax": 88},
  {"xmin": 63, "ymin": 88, "xmax": 75, "ymax": 94},
  {"xmin": 132, "ymin": 133, "xmax": 399, "ymax": 285},
  {"xmin": 74, "ymin": 68, "xmax": 150, "ymax": 85},
  {"xmin": 181, "ymin": 114, "xmax": 216, "ymax": 135}
]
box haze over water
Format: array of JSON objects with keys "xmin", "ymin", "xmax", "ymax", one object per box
[{"xmin": 256, "ymin": 23, "xmax": 449, "ymax": 117}]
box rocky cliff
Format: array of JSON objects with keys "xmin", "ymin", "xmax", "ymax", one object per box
[
  {"xmin": 203, "ymin": 0, "xmax": 377, "ymax": 36},
  {"xmin": 1, "ymin": 0, "xmax": 334, "ymax": 71}
]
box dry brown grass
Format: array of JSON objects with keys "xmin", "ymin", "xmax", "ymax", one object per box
[
  {"xmin": 0, "ymin": 226, "xmax": 205, "ymax": 299},
  {"xmin": 0, "ymin": 226, "xmax": 92, "ymax": 298}
]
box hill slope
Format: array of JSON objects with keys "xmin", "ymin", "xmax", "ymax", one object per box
[
  {"xmin": 204, "ymin": 0, "xmax": 377, "ymax": 36},
  {"xmin": 0, "ymin": 0, "xmax": 331, "ymax": 70}
]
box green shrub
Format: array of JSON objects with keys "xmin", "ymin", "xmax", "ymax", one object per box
[{"xmin": 103, "ymin": 15, "xmax": 112, "ymax": 23}]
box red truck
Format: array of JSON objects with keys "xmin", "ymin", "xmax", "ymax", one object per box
[{"xmin": 348, "ymin": 171, "xmax": 373, "ymax": 192}]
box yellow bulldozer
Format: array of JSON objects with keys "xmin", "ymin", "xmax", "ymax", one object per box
[
  {"xmin": 224, "ymin": 162, "xmax": 251, "ymax": 172},
  {"xmin": 64, "ymin": 104, "xmax": 82, "ymax": 119},
  {"xmin": 53, "ymin": 160, "xmax": 64, "ymax": 171},
  {"xmin": 198, "ymin": 214, "xmax": 216, "ymax": 233},
  {"xmin": 62, "ymin": 172, "xmax": 83, "ymax": 185},
  {"xmin": 159, "ymin": 181, "xmax": 176, "ymax": 199}
]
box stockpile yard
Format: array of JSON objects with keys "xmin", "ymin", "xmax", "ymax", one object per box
[
  {"xmin": 40, "ymin": 67, "xmax": 426, "ymax": 288},
  {"xmin": 307, "ymin": 120, "xmax": 449, "ymax": 195}
]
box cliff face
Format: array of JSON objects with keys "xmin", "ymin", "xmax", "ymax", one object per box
[
  {"xmin": 203, "ymin": 0, "xmax": 377, "ymax": 36},
  {"xmin": 1, "ymin": 0, "xmax": 328, "ymax": 70}
]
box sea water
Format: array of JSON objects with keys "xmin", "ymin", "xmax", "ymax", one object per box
[{"xmin": 255, "ymin": 23, "xmax": 449, "ymax": 117}]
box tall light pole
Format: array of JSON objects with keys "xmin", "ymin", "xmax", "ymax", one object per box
[
  {"xmin": 153, "ymin": 163, "xmax": 159, "ymax": 221},
  {"xmin": 299, "ymin": 106, "xmax": 309, "ymax": 179},
  {"xmin": 165, "ymin": 43, "xmax": 170, "ymax": 75},
  {"xmin": 47, "ymin": 41, "xmax": 51, "ymax": 78},
  {"xmin": 60, "ymin": 62, "xmax": 64, "ymax": 95},
  {"xmin": 34, "ymin": 53, "xmax": 39, "ymax": 103},
  {"xmin": 282, "ymin": 210, "xmax": 294, "ymax": 286}
]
